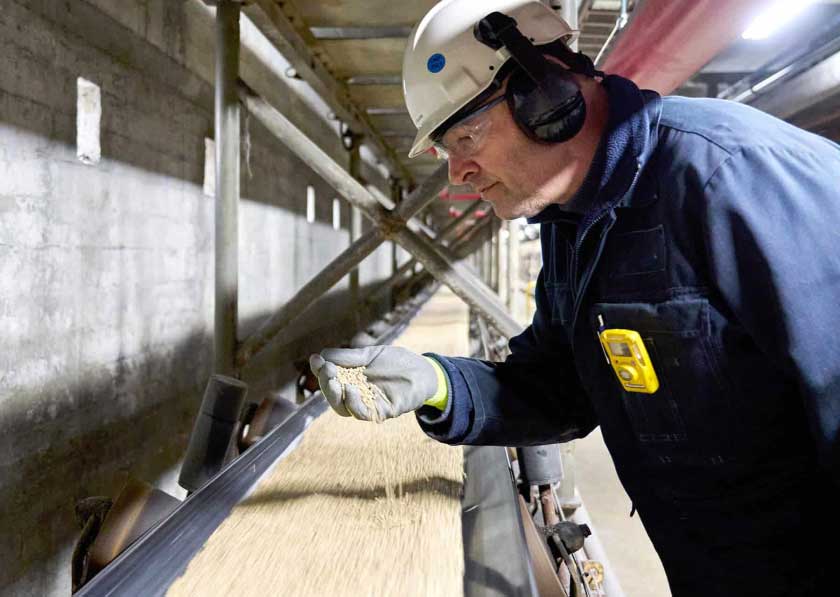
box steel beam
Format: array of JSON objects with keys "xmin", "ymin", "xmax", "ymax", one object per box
[
  {"xmin": 367, "ymin": 107, "xmax": 409, "ymax": 115},
  {"xmin": 309, "ymin": 26, "xmax": 413, "ymax": 40},
  {"xmin": 454, "ymin": 217, "xmax": 496, "ymax": 262},
  {"xmin": 492, "ymin": 222, "xmax": 501, "ymax": 293},
  {"xmin": 239, "ymin": 84, "xmax": 385, "ymax": 220},
  {"xmin": 748, "ymin": 50, "xmax": 840, "ymax": 121},
  {"xmin": 234, "ymin": 164, "xmax": 447, "ymax": 369},
  {"xmin": 349, "ymin": 145, "xmax": 363, "ymax": 310},
  {"xmin": 240, "ymin": 82, "xmax": 451, "ymax": 233},
  {"xmin": 239, "ymin": 83, "xmax": 521, "ymax": 340},
  {"xmin": 395, "ymin": 167, "xmax": 452, "ymax": 222},
  {"xmin": 387, "ymin": 199, "xmax": 485, "ymax": 281},
  {"xmin": 214, "ymin": 0, "xmax": 240, "ymax": 376},
  {"xmin": 365, "ymin": 201, "xmax": 486, "ymax": 307},
  {"xmin": 443, "ymin": 199, "xmax": 484, "ymax": 235},
  {"xmin": 236, "ymin": 229, "xmax": 386, "ymax": 368},
  {"xmin": 366, "ymin": 184, "xmax": 437, "ymax": 239},
  {"xmin": 394, "ymin": 227, "xmax": 522, "ymax": 339},
  {"xmin": 243, "ymin": 0, "xmax": 412, "ymax": 184},
  {"xmin": 346, "ymin": 74, "xmax": 402, "ymax": 86}
]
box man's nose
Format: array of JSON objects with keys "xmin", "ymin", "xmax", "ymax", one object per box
[{"xmin": 448, "ymin": 155, "xmax": 479, "ymax": 186}]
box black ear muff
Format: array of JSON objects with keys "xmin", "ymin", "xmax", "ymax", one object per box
[
  {"xmin": 475, "ymin": 11, "xmax": 591, "ymax": 144},
  {"xmin": 506, "ymin": 64, "xmax": 586, "ymax": 143}
]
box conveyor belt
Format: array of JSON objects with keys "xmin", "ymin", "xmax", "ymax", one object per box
[{"xmin": 77, "ymin": 394, "xmax": 538, "ymax": 597}]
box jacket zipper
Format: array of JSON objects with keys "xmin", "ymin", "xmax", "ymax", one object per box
[
  {"xmin": 570, "ymin": 209, "xmax": 614, "ymax": 331},
  {"xmin": 569, "ymin": 162, "xmax": 643, "ymax": 332}
]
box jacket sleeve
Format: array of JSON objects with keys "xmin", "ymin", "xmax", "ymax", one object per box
[
  {"xmin": 416, "ymin": 270, "xmax": 597, "ymax": 446},
  {"xmin": 701, "ymin": 144, "xmax": 840, "ymax": 483}
]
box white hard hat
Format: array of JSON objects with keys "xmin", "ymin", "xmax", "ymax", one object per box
[{"xmin": 402, "ymin": 0, "xmax": 578, "ymax": 158}]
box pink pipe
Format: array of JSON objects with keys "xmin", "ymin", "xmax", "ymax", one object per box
[{"xmin": 601, "ymin": 0, "xmax": 773, "ymax": 94}]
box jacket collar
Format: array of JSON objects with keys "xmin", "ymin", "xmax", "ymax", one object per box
[{"xmin": 528, "ymin": 75, "xmax": 663, "ymax": 225}]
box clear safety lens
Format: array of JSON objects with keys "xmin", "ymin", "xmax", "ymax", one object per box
[{"xmin": 432, "ymin": 94, "xmax": 505, "ymax": 162}]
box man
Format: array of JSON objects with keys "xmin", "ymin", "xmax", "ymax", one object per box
[{"xmin": 310, "ymin": 0, "xmax": 840, "ymax": 594}]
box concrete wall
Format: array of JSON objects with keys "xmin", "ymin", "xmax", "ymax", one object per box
[{"xmin": 0, "ymin": 1, "xmax": 394, "ymax": 594}]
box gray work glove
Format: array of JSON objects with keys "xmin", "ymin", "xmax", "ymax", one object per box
[{"xmin": 309, "ymin": 346, "xmax": 439, "ymax": 421}]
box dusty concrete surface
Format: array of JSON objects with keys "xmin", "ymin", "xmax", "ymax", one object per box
[{"xmin": 0, "ymin": 1, "xmax": 395, "ymax": 595}]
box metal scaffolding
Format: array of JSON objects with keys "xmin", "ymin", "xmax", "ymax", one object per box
[
  {"xmin": 233, "ymin": 79, "xmax": 521, "ymax": 369},
  {"xmin": 203, "ymin": 2, "xmax": 621, "ymax": 595}
]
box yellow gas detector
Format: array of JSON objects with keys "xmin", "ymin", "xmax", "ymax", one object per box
[{"xmin": 597, "ymin": 315, "xmax": 659, "ymax": 394}]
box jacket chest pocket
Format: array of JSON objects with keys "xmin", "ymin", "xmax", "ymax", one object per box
[{"xmin": 591, "ymin": 298, "xmax": 734, "ymax": 466}]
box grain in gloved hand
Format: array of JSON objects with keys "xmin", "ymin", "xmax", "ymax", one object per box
[
  {"xmin": 334, "ymin": 365, "xmax": 387, "ymax": 423},
  {"xmin": 310, "ymin": 346, "xmax": 439, "ymax": 421}
]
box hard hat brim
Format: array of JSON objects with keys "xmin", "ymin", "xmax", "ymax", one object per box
[{"xmin": 406, "ymin": 31, "xmax": 579, "ymax": 159}]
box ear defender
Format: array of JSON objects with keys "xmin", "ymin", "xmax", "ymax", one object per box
[
  {"xmin": 506, "ymin": 64, "xmax": 586, "ymax": 143},
  {"xmin": 474, "ymin": 11, "xmax": 592, "ymax": 144}
]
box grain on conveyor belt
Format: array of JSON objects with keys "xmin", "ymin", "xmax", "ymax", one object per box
[{"xmin": 166, "ymin": 412, "xmax": 464, "ymax": 597}]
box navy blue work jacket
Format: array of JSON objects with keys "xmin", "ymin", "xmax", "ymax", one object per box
[{"xmin": 417, "ymin": 75, "xmax": 840, "ymax": 596}]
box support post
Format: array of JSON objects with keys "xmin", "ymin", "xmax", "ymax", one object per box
[
  {"xmin": 348, "ymin": 144, "xmax": 363, "ymax": 310},
  {"xmin": 214, "ymin": 0, "xmax": 240, "ymax": 376},
  {"xmin": 390, "ymin": 180, "xmax": 402, "ymax": 307},
  {"xmin": 481, "ymin": 226, "xmax": 492, "ymax": 286},
  {"xmin": 492, "ymin": 220, "xmax": 501, "ymax": 293},
  {"xmin": 507, "ymin": 220, "xmax": 520, "ymax": 314}
]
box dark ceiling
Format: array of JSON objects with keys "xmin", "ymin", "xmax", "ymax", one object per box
[{"xmin": 674, "ymin": 1, "xmax": 840, "ymax": 142}]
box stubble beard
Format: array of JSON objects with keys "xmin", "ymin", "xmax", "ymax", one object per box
[{"xmin": 488, "ymin": 184, "xmax": 552, "ymax": 220}]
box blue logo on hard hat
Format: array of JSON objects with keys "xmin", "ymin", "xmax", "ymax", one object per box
[{"xmin": 427, "ymin": 53, "xmax": 446, "ymax": 73}]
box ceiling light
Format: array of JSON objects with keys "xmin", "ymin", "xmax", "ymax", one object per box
[{"xmin": 742, "ymin": 0, "xmax": 816, "ymax": 40}]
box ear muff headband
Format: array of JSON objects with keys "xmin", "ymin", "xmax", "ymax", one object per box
[{"xmin": 474, "ymin": 11, "xmax": 599, "ymax": 144}]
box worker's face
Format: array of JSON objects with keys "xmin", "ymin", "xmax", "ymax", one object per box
[{"xmin": 445, "ymin": 70, "xmax": 606, "ymax": 220}]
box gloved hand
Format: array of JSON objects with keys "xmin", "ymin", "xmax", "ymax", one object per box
[{"xmin": 309, "ymin": 346, "xmax": 444, "ymax": 421}]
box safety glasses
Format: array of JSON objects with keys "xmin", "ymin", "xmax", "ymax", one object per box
[{"xmin": 431, "ymin": 94, "xmax": 506, "ymax": 161}]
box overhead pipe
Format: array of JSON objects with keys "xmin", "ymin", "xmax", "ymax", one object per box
[
  {"xmin": 724, "ymin": 36, "xmax": 840, "ymax": 117},
  {"xmin": 600, "ymin": 0, "xmax": 772, "ymax": 95}
]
